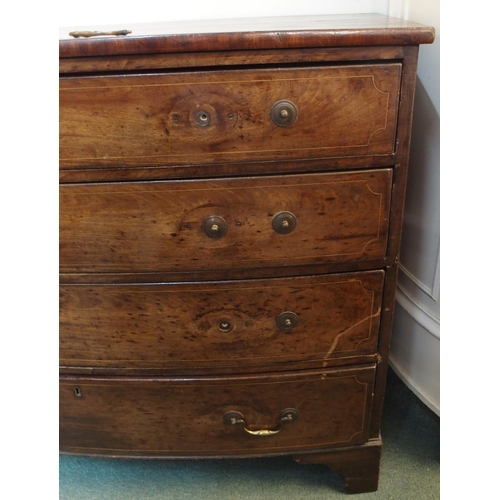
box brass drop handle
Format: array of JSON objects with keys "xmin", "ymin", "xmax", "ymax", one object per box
[
  {"xmin": 202, "ymin": 216, "xmax": 227, "ymax": 239},
  {"xmin": 69, "ymin": 30, "xmax": 132, "ymax": 38},
  {"xmin": 224, "ymin": 408, "xmax": 299, "ymax": 436}
]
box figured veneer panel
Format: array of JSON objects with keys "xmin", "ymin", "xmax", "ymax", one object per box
[
  {"xmin": 60, "ymin": 271, "xmax": 383, "ymax": 370},
  {"xmin": 58, "ymin": 14, "xmax": 436, "ymax": 493},
  {"xmin": 59, "ymin": 169, "xmax": 392, "ymax": 274},
  {"xmin": 59, "ymin": 64, "xmax": 401, "ymax": 169},
  {"xmin": 60, "ymin": 366, "xmax": 375, "ymax": 455},
  {"xmin": 58, "ymin": 14, "xmax": 435, "ymax": 58},
  {"xmin": 59, "ymin": 47, "xmax": 405, "ymax": 75}
]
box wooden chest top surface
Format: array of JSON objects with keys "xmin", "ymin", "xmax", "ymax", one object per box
[{"xmin": 59, "ymin": 13, "xmax": 435, "ymax": 58}]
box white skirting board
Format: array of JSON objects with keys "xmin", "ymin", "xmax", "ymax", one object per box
[{"xmin": 390, "ymin": 297, "xmax": 440, "ymax": 416}]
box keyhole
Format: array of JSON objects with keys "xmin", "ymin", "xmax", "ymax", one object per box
[
  {"xmin": 218, "ymin": 321, "xmax": 233, "ymax": 332},
  {"xmin": 195, "ymin": 110, "xmax": 211, "ymax": 127},
  {"xmin": 74, "ymin": 387, "xmax": 82, "ymax": 398}
]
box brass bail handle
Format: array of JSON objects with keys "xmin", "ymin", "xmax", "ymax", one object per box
[
  {"xmin": 69, "ymin": 30, "xmax": 132, "ymax": 38},
  {"xmin": 224, "ymin": 408, "xmax": 299, "ymax": 436}
]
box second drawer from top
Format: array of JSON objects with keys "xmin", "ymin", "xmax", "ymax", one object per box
[{"xmin": 60, "ymin": 169, "xmax": 392, "ymax": 275}]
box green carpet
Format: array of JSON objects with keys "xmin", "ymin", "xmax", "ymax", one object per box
[{"xmin": 59, "ymin": 368, "xmax": 440, "ymax": 499}]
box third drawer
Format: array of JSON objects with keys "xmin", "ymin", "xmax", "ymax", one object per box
[{"xmin": 60, "ymin": 271, "xmax": 384, "ymax": 372}]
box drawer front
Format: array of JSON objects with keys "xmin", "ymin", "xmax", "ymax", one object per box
[
  {"xmin": 60, "ymin": 271, "xmax": 383, "ymax": 370},
  {"xmin": 60, "ymin": 64, "xmax": 401, "ymax": 169},
  {"xmin": 60, "ymin": 366, "xmax": 375, "ymax": 456},
  {"xmin": 59, "ymin": 170, "xmax": 392, "ymax": 274}
]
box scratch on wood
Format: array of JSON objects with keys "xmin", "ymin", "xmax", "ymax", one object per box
[{"xmin": 322, "ymin": 308, "xmax": 381, "ymax": 367}]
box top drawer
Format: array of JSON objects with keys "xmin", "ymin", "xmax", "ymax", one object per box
[{"xmin": 59, "ymin": 64, "xmax": 401, "ymax": 169}]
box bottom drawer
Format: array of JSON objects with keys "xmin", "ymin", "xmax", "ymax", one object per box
[{"xmin": 60, "ymin": 365, "xmax": 375, "ymax": 456}]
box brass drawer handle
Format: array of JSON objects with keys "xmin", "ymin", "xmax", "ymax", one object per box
[
  {"xmin": 276, "ymin": 311, "xmax": 299, "ymax": 332},
  {"xmin": 224, "ymin": 408, "xmax": 299, "ymax": 436},
  {"xmin": 272, "ymin": 211, "xmax": 296, "ymax": 234},
  {"xmin": 69, "ymin": 30, "xmax": 132, "ymax": 38},
  {"xmin": 202, "ymin": 216, "xmax": 227, "ymax": 239},
  {"xmin": 270, "ymin": 100, "xmax": 298, "ymax": 127}
]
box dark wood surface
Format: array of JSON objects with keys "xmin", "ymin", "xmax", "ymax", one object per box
[
  {"xmin": 59, "ymin": 46, "xmax": 405, "ymax": 75},
  {"xmin": 60, "ymin": 64, "xmax": 401, "ymax": 169},
  {"xmin": 59, "ymin": 170, "xmax": 392, "ymax": 274},
  {"xmin": 59, "ymin": 14, "xmax": 434, "ymax": 493},
  {"xmin": 59, "ymin": 154, "xmax": 395, "ymax": 185},
  {"xmin": 369, "ymin": 45, "xmax": 420, "ymax": 439},
  {"xmin": 60, "ymin": 366, "xmax": 376, "ymax": 455},
  {"xmin": 59, "ymin": 14, "xmax": 434, "ymax": 58},
  {"xmin": 294, "ymin": 437, "xmax": 382, "ymax": 493},
  {"xmin": 60, "ymin": 271, "xmax": 384, "ymax": 371}
]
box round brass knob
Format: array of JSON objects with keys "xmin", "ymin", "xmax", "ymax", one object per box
[
  {"xmin": 270, "ymin": 100, "xmax": 298, "ymax": 127},
  {"xmin": 272, "ymin": 212, "xmax": 297, "ymax": 234},
  {"xmin": 202, "ymin": 216, "xmax": 227, "ymax": 239},
  {"xmin": 276, "ymin": 311, "xmax": 299, "ymax": 332}
]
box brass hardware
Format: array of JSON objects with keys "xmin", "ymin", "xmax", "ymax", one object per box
[
  {"xmin": 224, "ymin": 408, "xmax": 299, "ymax": 436},
  {"xmin": 276, "ymin": 311, "xmax": 299, "ymax": 332},
  {"xmin": 272, "ymin": 212, "xmax": 297, "ymax": 234},
  {"xmin": 69, "ymin": 30, "xmax": 132, "ymax": 38},
  {"xmin": 270, "ymin": 100, "xmax": 298, "ymax": 127},
  {"xmin": 202, "ymin": 216, "xmax": 227, "ymax": 239},
  {"xmin": 218, "ymin": 320, "xmax": 233, "ymax": 332},
  {"xmin": 73, "ymin": 387, "xmax": 82, "ymax": 398},
  {"xmin": 195, "ymin": 110, "xmax": 211, "ymax": 127}
]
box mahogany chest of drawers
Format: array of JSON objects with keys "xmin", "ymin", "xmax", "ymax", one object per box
[{"xmin": 59, "ymin": 14, "xmax": 434, "ymax": 493}]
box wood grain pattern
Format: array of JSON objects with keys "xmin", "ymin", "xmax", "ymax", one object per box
[
  {"xmin": 59, "ymin": 154, "xmax": 395, "ymax": 185},
  {"xmin": 60, "ymin": 271, "xmax": 383, "ymax": 370},
  {"xmin": 59, "ymin": 46, "xmax": 405, "ymax": 75},
  {"xmin": 59, "ymin": 170, "xmax": 392, "ymax": 274},
  {"xmin": 294, "ymin": 437, "xmax": 382, "ymax": 493},
  {"xmin": 60, "ymin": 64, "xmax": 401, "ymax": 169},
  {"xmin": 59, "ymin": 366, "xmax": 375, "ymax": 455},
  {"xmin": 59, "ymin": 14, "xmax": 435, "ymax": 58},
  {"xmin": 58, "ymin": 15, "xmax": 435, "ymax": 493},
  {"xmin": 369, "ymin": 46, "xmax": 420, "ymax": 440}
]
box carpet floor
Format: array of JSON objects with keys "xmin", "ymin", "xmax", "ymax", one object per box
[{"xmin": 59, "ymin": 367, "xmax": 440, "ymax": 499}]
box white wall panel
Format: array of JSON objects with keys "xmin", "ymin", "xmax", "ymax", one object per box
[
  {"xmin": 58, "ymin": 1, "xmax": 391, "ymax": 27},
  {"xmin": 391, "ymin": 0, "xmax": 440, "ymax": 414}
]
